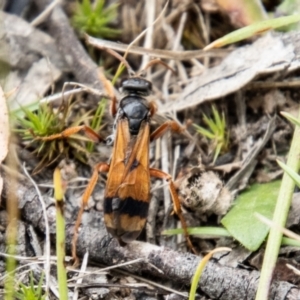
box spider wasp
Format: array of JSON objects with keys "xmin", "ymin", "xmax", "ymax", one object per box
[{"xmin": 37, "ymin": 58, "xmax": 195, "ymax": 261}]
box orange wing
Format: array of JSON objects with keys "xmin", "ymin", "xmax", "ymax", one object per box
[
  {"xmin": 105, "ymin": 118, "xmax": 129, "ymax": 198},
  {"xmin": 104, "ymin": 119, "xmax": 151, "ymax": 244},
  {"xmin": 117, "ymin": 120, "xmax": 150, "ymax": 201}
]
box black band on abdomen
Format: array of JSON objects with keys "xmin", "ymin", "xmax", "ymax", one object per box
[{"xmin": 104, "ymin": 197, "xmax": 149, "ymax": 218}]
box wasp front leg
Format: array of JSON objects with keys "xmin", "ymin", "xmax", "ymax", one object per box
[
  {"xmin": 149, "ymin": 168, "xmax": 196, "ymax": 254},
  {"xmin": 72, "ymin": 162, "xmax": 110, "ymax": 265}
]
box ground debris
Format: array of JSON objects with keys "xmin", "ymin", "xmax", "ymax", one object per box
[
  {"xmin": 179, "ymin": 169, "xmax": 233, "ymax": 219},
  {"xmin": 1, "ymin": 172, "xmax": 300, "ymax": 300},
  {"xmin": 161, "ymin": 32, "xmax": 300, "ymax": 113},
  {"xmin": 2, "ymin": 1, "xmax": 300, "ymax": 299}
]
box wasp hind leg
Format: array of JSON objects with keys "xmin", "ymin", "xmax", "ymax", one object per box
[{"xmin": 149, "ymin": 168, "xmax": 197, "ymax": 254}]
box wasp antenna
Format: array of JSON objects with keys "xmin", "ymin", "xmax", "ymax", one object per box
[
  {"xmin": 128, "ymin": 69, "xmax": 136, "ymax": 77},
  {"xmin": 97, "ymin": 46, "xmax": 134, "ymax": 76},
  {"xmin": 106, "ymin": 48, "xmax": 134, "ymax": 76},
  {"xmin": 140, "ymin": 59, "xmax": 176, "ymax": 76}
]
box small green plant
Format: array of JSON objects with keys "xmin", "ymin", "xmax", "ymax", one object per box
[
  {"xmin": 53, "ymin": 168, "xmax": 68, "ymax": 300},
  {"xmin": 87, "ymin": 98, "xmax": 106, "ymax": 152},
  {"xmin": 255, "ymin": 109, "xmax": 300, "ymax": 300},
  {"xmin": 193, "ymin": 105, "xmax": 229, "ymax": 164},
  {"xmin": 14, "ymin": 99, "xmax": 105, "ymax": 173},
  {"xmin": 72, "ymin": 0, "xmax": 120, "ymax": 38},
  {"xmin": 204, "ymin": 14, "xmax": 300, "ymax": 50},
  {"xmin": 277, "ymin": 111, "xmax": 300, "ymax": 188},
  {"xmin": 15, "ymin": 271, "xmax": 46, "ymax": 300},
  {"xmin": 189, "ymin": 247, "xmax": 231, "ymax": 300}
]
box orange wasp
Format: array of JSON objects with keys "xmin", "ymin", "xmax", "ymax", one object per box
[{"xmin": 37, "ymin": 59, "xmax": 195, "ymax": 260}]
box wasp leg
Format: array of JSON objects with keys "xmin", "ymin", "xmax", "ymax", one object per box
[
  {"xmin": 148, "ymin": 101, "xmax": 158, "ymax": 117},
  {"xmin": 110, "ymin": 93, "xmax": 118, "ymax": 117},
  {"xmin": 150, "ymin": 120, "xmax": 185, "ymax": 142},
  {"xmin": 72, "ymin": 162, "xmax": 110, "ymax": 265},
  {"xmin": 149, "ymin": 168, "xmax": 197, "ymax": 254},
  {"xmin": 34, "ymin": 125, "xmax": 103, "ymax": 143}
]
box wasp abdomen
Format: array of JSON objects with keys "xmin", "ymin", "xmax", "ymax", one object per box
[{"xmin": 103, "ymin": 196, "xmax": 149, "ymax": 244}]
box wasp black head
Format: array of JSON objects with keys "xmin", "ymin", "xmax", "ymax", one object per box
[{"xmin": 120, "ymin": 77, "xmax": 152, "ymax": 96}]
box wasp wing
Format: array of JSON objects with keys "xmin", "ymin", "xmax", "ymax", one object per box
[{"xmin": 104, "ymin": 119, "xmax": 151, "ymax": 243}]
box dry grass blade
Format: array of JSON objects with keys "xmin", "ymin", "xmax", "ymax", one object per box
[
  {"xmin": 22, "ymin": 164, "xmax": 51, "ymax": 299},
  {"xmin": 141, "ymin": 0, "xmax": 155, "ymax": 69},
  {"xmin": 255, "ymin": 213, "xmax": 300, "ymax": 243},
  {"xmin": 0, "ymin": 85, "xmax": 9, "ymax": 195},
  {"xmin": 139, "ymin": 59, "xmax": 176, "ymax": 76},
  {"xmin": 123, "ymin": 0, "xmax": 169, "ymax": 59},
  {"xmin": 72, "ymin": 251, "xmax": 89, "ymax": 300},
  {"xmin": 30, "ymin": 0, "xmax": 61, "ymax": 27},
  {"xmin": 86, "ymin": 35, "xmax": 227, "ymax": 60}
]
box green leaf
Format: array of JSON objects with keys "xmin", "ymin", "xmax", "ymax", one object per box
[
  {"xmin": 221, "ymin": 181, "xmax": 281, "ymax": 251},
  {"xmin": 193, "ymin": 124, "xmax": 215, "ymax": 139},
  {"xmin": 72, "ymin": 0, "xmax": 120, "ymax": 38},
  {"xmin": 205, "ymin": 14, "xmax": 300, "ymax": 50},
  {"xmin": 104, "ymin": 2, "xmax": 119, "ymax": 17},
  {"xmin": 212, "ymin": 106, "xmax": 223, "ymax": 130},
  {"xmin": 94, "ymin": 0, "xmax": 105, "ymax": 14},
  {"xmin": 213, "ymin": 143, "xmax": 222, "ymax": 164},
  {"xmin": 282, "ymin": 237, "xmax": 300, "ymax": 247},
  {"xmin": 277, "ymin": 159, "xmax": 300, "ymax": 188},
  {"xmin": 81, "ymin": 0, "xmax": 93, "ymax": 15},
  {"xmin": 163, "ymin": 226, "xmax": 231, "ymax": 238},
  {"xmin": 203, "ymin": 114, "xmax": 218, "ymax": 133},
  {"xmin": 10, "ymin": 101, "xmax": 39, "ymax": 119},
  {"xmin": 163, "ymin": 227, "xmax": 300, "ymax": 248},
  {"xmin": 281, "ymin": 111, "xmax": 300, "ymax": 127},
  {"xmin": 276, "ymin": 0, "xmax": 300, "ymax": 31}
]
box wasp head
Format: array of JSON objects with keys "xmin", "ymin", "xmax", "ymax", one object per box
[{"xmin": 120, "ymin": 77, "xmax": 152, "ymax": 96}]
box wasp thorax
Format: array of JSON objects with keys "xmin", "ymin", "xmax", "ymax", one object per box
[{"xmin": 120, "ymin": 97, "xmax": 149, "ymax": 135}]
